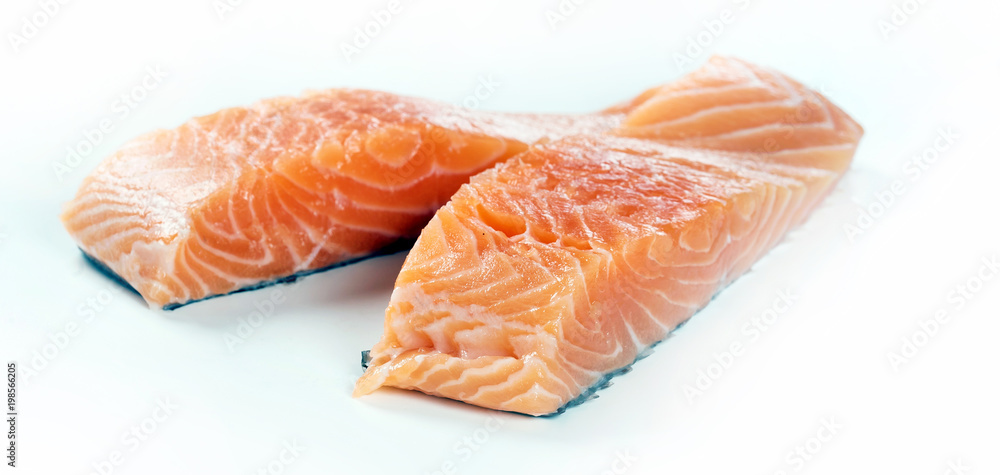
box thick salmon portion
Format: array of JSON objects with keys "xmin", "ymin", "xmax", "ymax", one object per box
[
  {"xmin": 61, "ymin": 89, "xmax": 621, "ymax": 308},
  {"xmin": 355, "ymin": 57, "xmax": 863, "ymax": 415}
]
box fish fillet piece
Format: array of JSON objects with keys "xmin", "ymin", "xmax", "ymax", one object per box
[
  {"xmin": 355, "ymin": 57, "xmax": 863, "ymax": 415},
  {"xmin": 61, "ymin": 89, "xmax": 621, "ymax": 308}
]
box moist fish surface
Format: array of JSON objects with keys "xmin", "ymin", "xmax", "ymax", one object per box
[
  {"xmin": 354, "ymin": 57, "xmax": 863, "ymax": 415},
  {"xmin": 61, "ymin": 89, "xmax": 623, "ymax": 308}
]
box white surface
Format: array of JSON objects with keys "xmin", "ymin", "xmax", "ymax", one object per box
[{"xmin": 2, "ymin": 0, "xmax": 999, "ymax": 474}]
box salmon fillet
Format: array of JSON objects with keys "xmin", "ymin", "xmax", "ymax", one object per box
[
  {"xmin": 61, "ymin": 89, "xmax": 621, "ymax": 308},
  {"xmin": 354, "ymin": 57, "xmax": 863, "ymax": 415}
]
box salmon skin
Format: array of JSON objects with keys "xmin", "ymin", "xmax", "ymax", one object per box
[
  {"xmin": 354, "ymin": 57, "xmax": 863, "ymax": 416},
  {"xmin": 61, "ymin": 89, "xmax": 622, "ymax": 308}
]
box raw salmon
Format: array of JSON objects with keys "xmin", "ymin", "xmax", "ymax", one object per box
[
  {"xmin": 354, "ymin": 57, "xmax": 863, "ymax": 415},
  {"xmin": 61, "ymin": 90, "xmax": 621, "ymax": 308}
]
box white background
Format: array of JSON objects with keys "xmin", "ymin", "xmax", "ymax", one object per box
[{"xmin": 2, "ymin": 0, "xmax": 999, "ymax": 474}]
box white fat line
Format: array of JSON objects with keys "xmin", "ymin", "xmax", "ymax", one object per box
[
  {"xmin": 187, "ymin": 229, "xmax": 276, "ymax": 268},
  {"xmin": 700, "ymin": 120, "xmax": 836, "ymax": 144},
  {"xmin": 766, "ymin": 142, "xmax": 858, "ymax": 155},
  {"xmin": 445, "ymin": 358, "xmax": 522, "ymax": 398},
  {"xmin": 177, "ymin": 240, "xmax": 251, "ymax": 295},
  {"xmin": 621, "ymin": 290, "xmax": 674, "ymax": 338},
  {"xmin": 72, "ymin": 214, "xmax": 149, "ymax": 241},
  {"xmin": 647, "ymin": 82, "xmax": 777, "ymax": 104},
  {"xmin": 172, "ymin": 244, "xmax": 213, "ymax": 297},
  {"xmin": 631, "ymin": 98, "xmax": 801, "ymax": 133},
  {"xmin": 499, "ymin": 382, "xmax": 563, "ymax": 413},
  {"xmin": 223, "ymin": 181, "xmax": 244, "ymax": 240}
]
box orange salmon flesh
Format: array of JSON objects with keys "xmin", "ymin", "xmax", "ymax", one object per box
[
  {"xmin": 354, "ymin": 57, "xmax": 863, "ymax": 415},
  {"xmin": 61, "ymin": 90, "xmax": 621, "ymax": 308}
]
